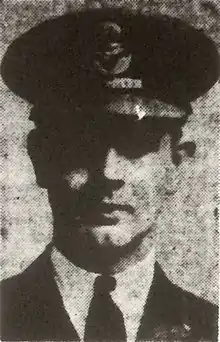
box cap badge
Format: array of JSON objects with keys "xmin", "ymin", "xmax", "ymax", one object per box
[{"xmin": 94, "ymin": 21, "xmax": 132, "ymax": 76}]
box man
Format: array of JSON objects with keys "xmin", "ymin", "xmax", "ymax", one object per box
[{"xmin": 1, "ymin": 8, "xmax": 219, "ymax": 342}]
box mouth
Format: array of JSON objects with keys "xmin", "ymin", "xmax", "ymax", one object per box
[
  {"xmin": 98, "ymin": 202, "xmax": 135, "ymax": 214},
  {"xmin": 78, "ymin": 202, "xmax": 134, "ymax": 227}
]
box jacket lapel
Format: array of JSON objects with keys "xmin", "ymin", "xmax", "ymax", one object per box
[{"xmin": 137, "ymin": 262, "xmax": 192, "ymax": 341}]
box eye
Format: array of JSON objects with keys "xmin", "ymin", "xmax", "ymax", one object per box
[{"xmin": 114, "ymin": 130, "xmax": 162, "ymax": 159}]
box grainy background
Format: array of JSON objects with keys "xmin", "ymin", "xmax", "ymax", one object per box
[{"xmin": 1, "ymin": 0, "xmax": 219, "ymax": 304}]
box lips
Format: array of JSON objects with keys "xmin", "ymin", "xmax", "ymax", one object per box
[
  {"xmin": 78, "ymin": 202, "xmax": 134, "ymax": 226},
  {"xmin": 97, "ymin": 202, "xmax": 135, "ymax": 214}
]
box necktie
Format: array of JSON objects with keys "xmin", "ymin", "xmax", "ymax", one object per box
[{"xmin": 84, "ymin": 275, "xmax": 127, "ymax": 341}]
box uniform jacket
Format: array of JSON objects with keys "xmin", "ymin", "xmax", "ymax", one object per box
[{"xmin": 1, "ymin": 245, "xmax": 218, "ymax": 341}]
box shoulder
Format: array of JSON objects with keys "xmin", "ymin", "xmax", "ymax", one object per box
[
  {"xmin": 1, "ymin": 268, "xmax": 35, "ymax": 340},
  {"xmin": 183, "ymin": 287, "xmax": 217, "ymax": 327},
  {"xmin": 1, "ymin": 269, "xmax": 32, "ymax": 305},
  {"xmin": 1, "ymin": 255, "xmax": 46, "ymax": 314},
  {"xmin": 1, "ymin": 248, "xmax": 55, "ymax": 340},
  {"xmin": 171, "ymin": 281, "xmax": 218, "ymax": 340},
  {"xmin": 1, "ymin": 247, "xmax": 54, "ymax": 304},
  {"xmin": 151, "ymin": 264, "xmax": 218, "ymax": 341}
]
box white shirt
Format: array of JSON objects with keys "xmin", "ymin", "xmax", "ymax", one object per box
[{"xmin": 51, "ymin": 246, "xmax": 155, "ymax": 342}]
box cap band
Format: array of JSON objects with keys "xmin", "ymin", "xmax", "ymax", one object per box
[
  {"xmin": 77, "ymin": 96, "xmax": 187, "ymax": 119},
  {"xmin": 106, "ymin": 78, "xmax": 142, "ymax": 89}
]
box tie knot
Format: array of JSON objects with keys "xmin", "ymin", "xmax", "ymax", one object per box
[{"xmin": 94, "ymin": 275, "xmax": 116, "ymax": 293}]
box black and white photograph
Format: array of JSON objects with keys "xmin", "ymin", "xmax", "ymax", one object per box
[{"xmin": 1, "ymin": 1, "xmax": 219, "ymax": 341}]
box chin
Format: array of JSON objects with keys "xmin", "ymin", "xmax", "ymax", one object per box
[
  {"xmin": 79, "ymin": 220, "xmax": 154, "ymax": 248},
  {"xmin": 83, "ymin": 225, "xmax": 134, "ymax": 247},
  {"xmin": 54, "ymin": 221, "xmax": 156, "ymax": 274}
]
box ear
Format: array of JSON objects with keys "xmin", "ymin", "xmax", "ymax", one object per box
[
  {"xmin": 27, "ymin": 129, "xmax": 54, "ymax": 189},
  {"xmin": 170, "ymin": 124, "xmax": 196, "ymax": 165},
  {"xmin": 178, "ymin": 141, "xmax": 196, "ymax": 157},
  {"xmin": 174, "ymin": 141, "xmax": 196, "ymax": 165}
]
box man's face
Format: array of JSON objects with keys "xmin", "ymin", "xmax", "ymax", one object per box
[{"xmin": 30, "ymin": 101, "xmax": 183, "ymax": 272}]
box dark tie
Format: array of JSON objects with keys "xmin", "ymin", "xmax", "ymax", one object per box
[{"xmin": 84, "ymin": 275, "xmax": 127, "ymax": 341}]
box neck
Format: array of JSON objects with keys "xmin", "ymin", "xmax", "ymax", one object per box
[{"xmin": 51, "ymin": 243, "xmax": 156, "ymax": 280}]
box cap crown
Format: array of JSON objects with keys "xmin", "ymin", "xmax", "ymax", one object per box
[{"xmin": 1, "ymin": 8, "xmax": 219, "ymax": 107}]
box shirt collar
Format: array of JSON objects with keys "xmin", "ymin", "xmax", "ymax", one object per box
[{"xmin": 51, "ymin": 245, "xmax": 155, "ymax": 341}]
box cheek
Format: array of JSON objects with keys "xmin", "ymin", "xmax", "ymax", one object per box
[
  {"xmin": 128, "ymin": 157, "xmax": 167, "ymax": 206},
  {"xmin": 64, "ymin": 169, "xmax": 89, "ymax": 190}
]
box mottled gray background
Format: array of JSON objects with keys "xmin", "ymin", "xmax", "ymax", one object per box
[{"xmin": 1, "ymin": 0, "xmax": 219, "ymax": 304}]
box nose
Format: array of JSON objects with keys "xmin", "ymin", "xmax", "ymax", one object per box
[{"xmin": 103, "ymin": 148, "xmax": 125, "ymax": 188}]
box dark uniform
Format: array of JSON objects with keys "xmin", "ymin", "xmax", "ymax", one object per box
[
  {"xmin": 1, "ymin": 245, "xmax": 218, "ymax": 341},
  {"xmin": 1, "ymin": 8, "xmax": 219, "ymax": 341}
]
